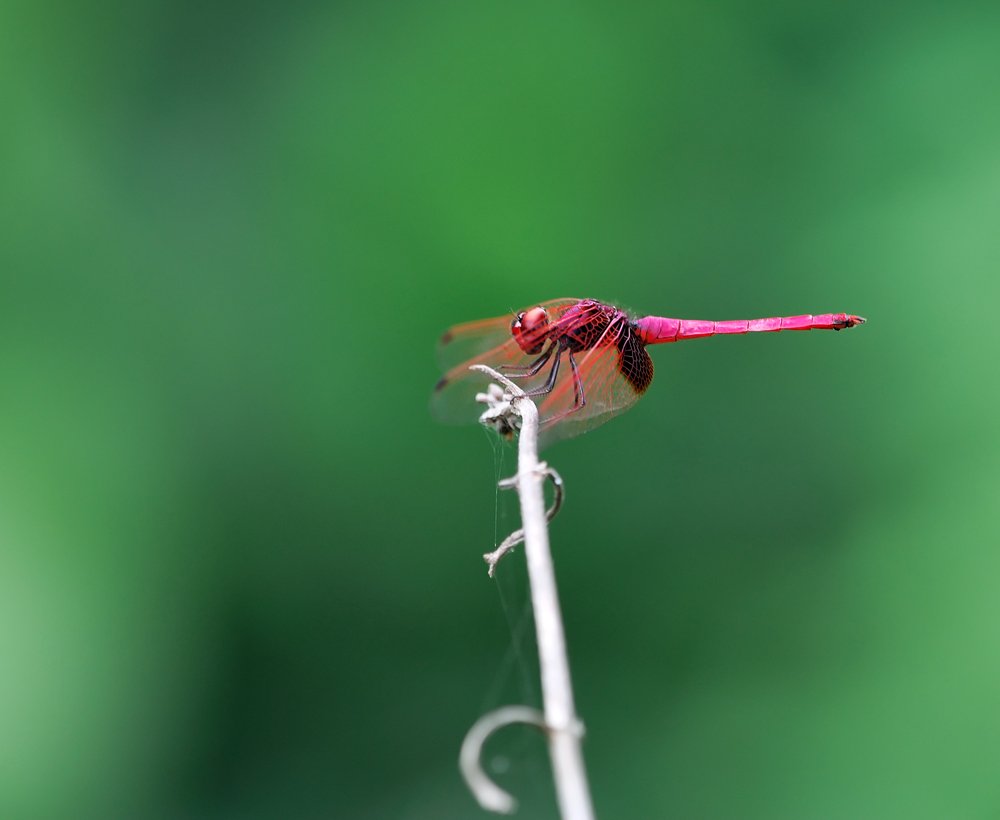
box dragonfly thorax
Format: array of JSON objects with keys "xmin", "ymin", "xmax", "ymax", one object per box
[{"xmin": 557, "ymin": 300, "xmax": 628, "ymax": 353}]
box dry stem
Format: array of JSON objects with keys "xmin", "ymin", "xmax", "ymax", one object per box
[{"xmin": 461, "ymin": 365, "xmax": 595, "ymax": 819}]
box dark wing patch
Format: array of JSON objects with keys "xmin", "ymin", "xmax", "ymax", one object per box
[{"xmin": 617, "ymin": 332, "xmax": 653, "ymax": 394}]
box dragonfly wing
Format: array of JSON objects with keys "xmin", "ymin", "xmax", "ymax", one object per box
[
  {"xmin": 537, "ymin": 323, "xmax": 652, "ymax": 447},
  {"xmin": 436, "ymin": 315, "xmax": 513, "ymax": 373},
  {"xmin": 436, "ymin": 297, "xmax": 583, "ymax": 372},
  {"xmin": 432, "ymin": 298, "xmax": 585, "ymax": 426},
  {"xmin": 431, "ymin": 336, "xmax": 531, "ymax": 425}
]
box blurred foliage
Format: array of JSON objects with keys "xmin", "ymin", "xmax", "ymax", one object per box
[{"xmin": 1, "ymin": 1, "xmax": 998, "ymax": 818}]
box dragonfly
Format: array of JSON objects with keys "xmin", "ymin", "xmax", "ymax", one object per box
[{"xmin": 433, "ymin": 298, "xmax": 865, "ymax": 447}]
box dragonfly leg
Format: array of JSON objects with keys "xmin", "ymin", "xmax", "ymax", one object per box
[
  {"xmin": 499, "ymin": 341, "xmax": 555, "ymax": 378},
  {"xmin": 538, "ymin": 351, "xmax": 587, "ymax": 428},
  {"xmin": 568, "ymin": 350, "xmax": 586, "ymax": 410},
  {"xmin": 522, "ymin": 347, "xmax": 562, "ymax": 397}
]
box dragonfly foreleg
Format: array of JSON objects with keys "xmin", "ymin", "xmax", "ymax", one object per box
[
  {"xmin": 499, "ymin": 341, "xmax": 556, "ymax": 378},
  {"xmin": 537, "ymin": 351, "xmax": 587, "ymax": 428},
  {"xmin": 568, "ymin": 350, "xmax": 586, "ymax": 410},
  {"xmin": 522, "ymin": 348, "xmax": 562, "ymax": 397}
]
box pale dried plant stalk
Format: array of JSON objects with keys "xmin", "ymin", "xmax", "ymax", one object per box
[{"xmin": 460, "ymin": 365, "xmax": 595, "ymax": 820}]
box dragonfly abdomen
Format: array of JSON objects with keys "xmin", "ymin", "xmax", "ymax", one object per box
[{"xmin": 634, "ymin": 313, "xmax": 865, "ymax": 344}]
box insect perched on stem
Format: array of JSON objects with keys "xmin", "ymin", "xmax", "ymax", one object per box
[{"xmin": 434, "ymin": 297, "xmax": 864, "ymax": 446}]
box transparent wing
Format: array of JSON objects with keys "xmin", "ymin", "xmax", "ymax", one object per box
[
  {"xmin": 436, "ymin": 316, "xmax": 513, "ymax": 373},
  {"xmin": 431, "ymin": 335, "xmax": 530, "ymax": 425},
  {"xmin": 435, "ymin": 298, "xmax": 583, "ymax": 372},
  {"xmin": 536, "ymin": 321, "xmax": 652, "ymax": 447},
  {"xmin": 431, "ymin": 298, "xmax": 583, "ymax": 426}
]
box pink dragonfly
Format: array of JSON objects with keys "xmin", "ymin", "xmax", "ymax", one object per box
[{"xmin": 433, "ymin": 298, "xmax": 865, "ymax": 446}]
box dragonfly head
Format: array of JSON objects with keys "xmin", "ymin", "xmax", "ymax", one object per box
[{"xmin": 511, "ymin": 306, "xmax": 550, "ymax": 354}]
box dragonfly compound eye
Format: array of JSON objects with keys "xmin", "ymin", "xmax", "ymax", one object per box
[{"xmin": 511, "ymin": 307, "xmax": 549, "ymax": 354}]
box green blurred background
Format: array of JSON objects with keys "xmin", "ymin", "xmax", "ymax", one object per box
[{"xmin": 2, "ymin": 1, "xmax": 998, "ymax": 818}]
